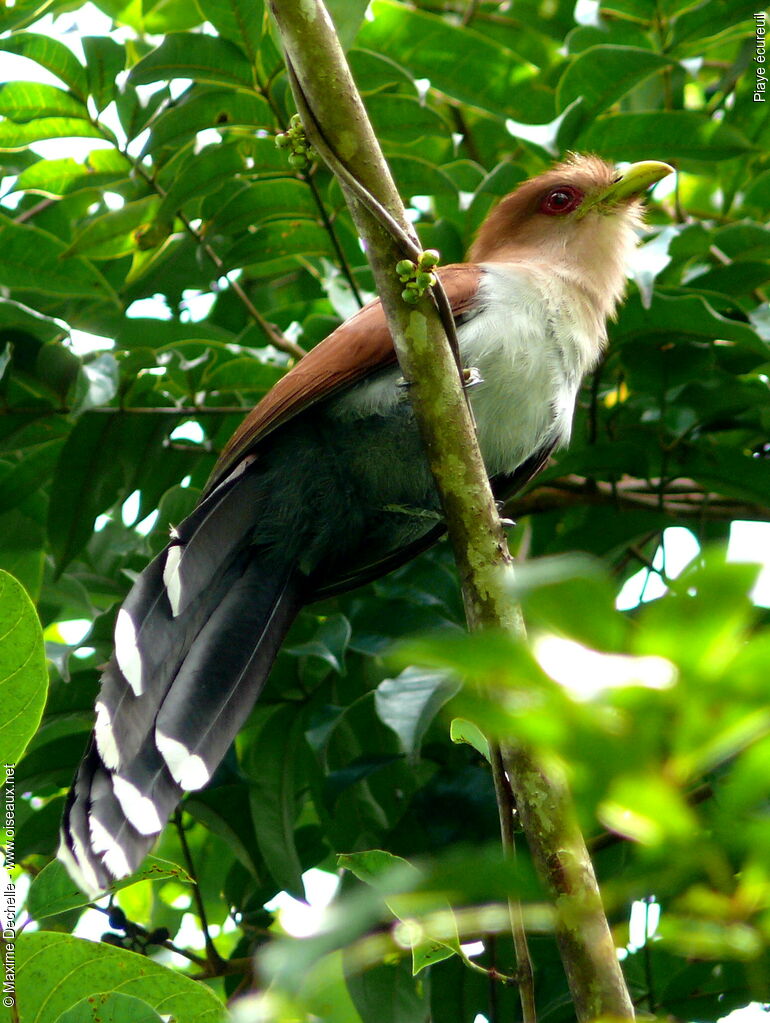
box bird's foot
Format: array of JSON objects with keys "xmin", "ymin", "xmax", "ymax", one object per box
[{"xmin": 496, "ymin": 501, "xmax": 515, "ymax": 528}]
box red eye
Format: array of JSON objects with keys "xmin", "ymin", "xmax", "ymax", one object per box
[{"xmin": 539, "ymin": 185, "xmax": 583, "ymax": 216}]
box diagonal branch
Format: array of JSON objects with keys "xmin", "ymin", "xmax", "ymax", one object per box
[{"xmin": 265, "ymin": 3, "xmax": 634, "ymax": 1019}]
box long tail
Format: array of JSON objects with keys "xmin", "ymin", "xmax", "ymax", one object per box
[{"xmin": 59, "ymin": 466, "xmax": 304, "ymax": 896}]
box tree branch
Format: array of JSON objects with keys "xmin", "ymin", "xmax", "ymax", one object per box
[
  {"xmin": 265, "ymin": 2, "xmax": 634, "ymax": 1019},
  {"xmin": 504, "ymin": 474, "xmax": 770, "ymax": 524}
]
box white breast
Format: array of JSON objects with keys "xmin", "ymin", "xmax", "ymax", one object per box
[
  {"xmin": 333, "ymin": 263, "xmax": 603, "ymax": 480},
  {"xmin": 461, "ymin": 264, "xmax": 601, "ymax": 477}
]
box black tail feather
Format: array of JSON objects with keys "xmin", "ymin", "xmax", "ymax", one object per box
[
  {"xmin": 59, "ymin": 462, "xmax": 305, "ymax": 896},
  {"xmin": 59, "ymin": 743, "xmax": 160, "ymax": 897},
  {"xmin": 156, "ymin": 562, "xmax": 303, "ymax": 789}
]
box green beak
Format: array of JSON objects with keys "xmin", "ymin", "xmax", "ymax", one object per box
[
  {"xmin": 579, "ymin": 160, "xmax": 674, "ymax": 216},
  {"xmin": 604, "ymin": 160, "xmax": 674, "ymax": 201}
]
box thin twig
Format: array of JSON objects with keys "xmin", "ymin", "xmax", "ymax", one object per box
[
  {"xmin": 173, "ymin": 809, "xmax": 224, "ymax": 971},
  {"xmin": 305, "ymin": 169, "xmax": 365, "ymax": 307},
  {"xmin": 251, "ymin": 63, "xmax": 366, "ymax": 308},
  {"xmin": 129, "ymin": 162, "xmax": 306, "ymax": 360},
  {"xmin": 177, "ymin": 210, "xmax": 307, "ymax": 361},
  {"xmin": 14, "ymin": 198, "xmax": 56, "ymax": 224},
  {"xmin": 1, "ymin": 405, "xmax": 254, "ymax": 416},
  {"xmin": 490, "ymin": 742, "xmax": 537, "ymax": 1023},
  {"xmin": 91, "ymin": 903, "xmax": 209, "ymax": 967}
]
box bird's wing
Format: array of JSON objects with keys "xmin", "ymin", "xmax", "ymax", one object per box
[
  {"xmin": 206, "ymin": 263, "xmax": 484, "ymax": 492},
  {"xmin": 310, "ymin": 441, "xmax": 558, "ymax": 601}
]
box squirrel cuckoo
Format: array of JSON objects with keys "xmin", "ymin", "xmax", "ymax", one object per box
[{"xmin": 59, "ymin": 154, "xmax": 672, "ymax": 895}]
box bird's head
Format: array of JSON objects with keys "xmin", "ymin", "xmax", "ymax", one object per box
[{"xmin": 469, "ymin": 153, "xmax": 673, "ymax": 319}]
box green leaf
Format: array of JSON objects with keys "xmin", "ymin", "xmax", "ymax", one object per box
[
  {"xmin": 346, "ymin": 958, "xmax": 432, "ymax": 1021},
  {"xmin": 0, "ymin": 570, "xmax": 47, "ymax": 764},
  {"xmin": 56, "ymin": 992, "xmax": 164, "ymax": 1023},
  {"xmin": 202, "ymin": 356, "xmax": 284, "ymax": 395},
  {"xmin": 557, "ymin": 46, "xmax": 676, "ymax": 116},
  {"xmin": 387, "ymin": 156, "xmax": 458, "ymax": 198},
  {"xmin": 27, "ymin": 856, "xmax": 193, "ymax": 918},
  {"xmin": 71, "ymin": 354, "xmax": 120, "ymax": 413},
  {"xmin": 0, "ymin": 0, "xmax": 68, "ymax": 32},
  {"xmin": 245, "ymin": 704, "xmax": 307, "ymax": 897},
  {"xmin": 374, "ymin": 668, "xmax": 460, "ymax": 756},
  {"xmin": 677, "ymin": 448, "xmax": 770, "ymax": 509},
  {"xmin": 0, "ymin": 81, "xmax": 87, "ymax": 121},
  {"xmin": 599, "ymin": 773, "xmax": 698, "ymax": 845},
  {"xmin": 325, "ymin": 0, "xmax": 372, "ymax": 49},
  {"xmin": 339, "ymin": 850, "xmax": 460, "ymax": 974},
  {"xmin": 670, "ymin": 0, "xmax": 759, "ymax": 50},
  {"xmin": 64, "ymin": 196, "xmax": 162, "ymax": 260},
  {"xmin": 82, "ymin": 36, "xmax": 126, "ymax": 112},
  {"xmin": 510, "ymin": 558, "xmax": 628, "ymax": 650},
  {"xmin": 47, "ymin": 410, "xmax": 177, "ymax": 570},
  {"xmin": 157, "ymin": 144, "xmax": 245, "ymax": 221},
  {"xmin": 130, "ymin": 32, "xmax": 254, "ymax": 88},
  {"xmin": 144, "ymin": 89, "xmax": 272, "ymax": 152},
  {"xmin": 0, "ymin": 33, "xmax": 88, "ymax": 99},
  {"xmin": 15, "ymin": 932, "xmax": 225, "ymax": 1022},
  {"xmin": 203, "ymin": 179, "xmax": 318, "ymax": 235},
  {"xmin": 286, "ymin": 613, "xmax": 351, "ymax": 675},
  {"xmin": 338, "ymin": 849, "xmax": 419, "ymax": 891},
  {"xmin": 348, "ymin": 48, "xmax": 416, "ymax": 94},
  {"xmin": 0, "ymin": 441, "xmax": 64, "ymax": 514},
  {"xmin": 366, "ymin": 94, "xmax": 449, "ymax": 145},
  {"xmin": 358, "ymin": 0, "xmax": 536, "ymax": 118},
  {"xmin": 0, "ymin": 117, "xmax": 107, "ymax": 151},
  {"xmin": 0, "ymin": 215, "xmax": 118, "ymax": 304},
  {"xmin": 222, "ymin": 219, "xmax": 335, "ymax": 271},
  {"xmin": 13, "ymin": 151, "xmax": 131, "ymax": 198},
  {"xmin": 616, "ymin": 292, "xmax": 762, "ymax": 347},
  {"xmin": 0, "ymin": 503, "xmax": 46, "ymax": 602},
  {"xmin": 195, "ymin": 0, "xmax": 264, "ymax": 59},
  {"xmin": 140, "ymin": 0, "xmax": 207, "ymax": 34},
  {"xmin": 578, "ymin": 112, "xmax": 755, "ymax": 162},
  {"xmin": 185, "ymin": 785, "xmax": 264, "ymax": 877},
  {"xmin": 449, "ymin": 718, "xmax": 490, "ymax": 762}
]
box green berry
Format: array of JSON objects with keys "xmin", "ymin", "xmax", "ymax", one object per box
[
  {"xmin": 288, "ymin": 153, "xmax": 307, "ymax": 169},
  {"xmin": 402, "ymin": 288, "xmax": 420, "ymax": 304},
  {"xmin": 396, "ymin": 259, "xmax": 415, "ymax": 277},
  {"xmin": 418, "ymin": 249, "xmax": 440, "ymax": 269},
  {"xmin": 415, "ymin": 271, "xmax": 435, "ymax": 289}
]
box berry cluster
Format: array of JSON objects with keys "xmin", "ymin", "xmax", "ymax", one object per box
[
  {"xmin": 275, "ymin": 114, "xmax": 316, "ymax": 170},
  {"xmin": 396, "ymin": 249, "xmax": 440, "ymax": 304}
]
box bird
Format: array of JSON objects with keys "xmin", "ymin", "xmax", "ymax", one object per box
[{"xmin": 59, "ymin": 153, "xmax": 673, "ymax": 896}]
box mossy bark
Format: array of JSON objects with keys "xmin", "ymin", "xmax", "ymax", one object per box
[{"xmin": 267, "ymin": 2, "xmax": 635, "ymax": 1018}]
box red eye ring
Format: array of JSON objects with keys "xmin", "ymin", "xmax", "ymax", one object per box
[{"xmin": 539, "ymin": 185, "xmax": 583, "ymax": 216}]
